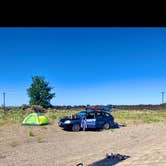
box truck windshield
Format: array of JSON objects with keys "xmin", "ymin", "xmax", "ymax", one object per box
[{"xmin": 77, "ymin": 111, "xmax": 86, "ymax": 118}]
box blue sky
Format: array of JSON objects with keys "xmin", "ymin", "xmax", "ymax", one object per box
[{"xmin": 0, "ymin": 28, "xmax": 166, "ymax": 106}]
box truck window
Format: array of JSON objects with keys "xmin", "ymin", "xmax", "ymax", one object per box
[
  {"xmin": 86, "ymin": 112, "xmax": 95, "ymax": 119},
  {"xmin": 103, "ymin": 112, "xmax": 110, "ymax": 117},
  {"xmin": 96, "ymin": 112, "xmax": 103, "ymax": 117}
]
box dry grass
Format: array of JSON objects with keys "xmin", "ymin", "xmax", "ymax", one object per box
[
  {"xmin": 0, "ymin": 109, "xmax": 78, "ymax": 126},
  {"xmin": 1, "ymin": 108, "xmax": 166, "ymax": 127},
  {"xmin": 112, "ymin": 109, "xmax": 166, "ymax": 126}
]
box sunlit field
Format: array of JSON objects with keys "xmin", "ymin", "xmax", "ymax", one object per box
[{"xmin": 1, "ymin": 108, "xmax": 166, "ymax": 126}]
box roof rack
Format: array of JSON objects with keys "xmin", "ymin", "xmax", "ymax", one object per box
[
  {"xmin": 85, "ymin": 105, "xmax": 112, "ymax": 112},
  {"xmin": 85, "ymin": 106, "xmax": 104, "ymax": 111}
]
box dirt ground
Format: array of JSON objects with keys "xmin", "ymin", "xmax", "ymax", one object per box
[{"xmin": 0, "ymin": 121, "xmax": 166, "ymax": 166}]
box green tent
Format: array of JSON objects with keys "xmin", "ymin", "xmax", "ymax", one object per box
[{"xmin": 22, "ymin": 113, "xmax": 49, "ymax": 126}]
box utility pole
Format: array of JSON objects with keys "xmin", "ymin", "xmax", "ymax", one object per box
[
  {"xmin": 3, "ymin": 92, "xmax": 5, "ymax": 111},
  {"xmin": 161, "ymin": 91, "xmax": 165, "ymax": 104}
]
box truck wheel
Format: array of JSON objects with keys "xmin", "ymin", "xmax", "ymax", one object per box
[
  {"xmin": 72, "ymin": 124, "xmax": 80, "ymax": 132},
  {"xmin": 103, "ymin": 123, "xmax": 110, "ymax": 130}
]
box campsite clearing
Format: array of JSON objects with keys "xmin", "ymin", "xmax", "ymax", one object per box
[{"xmin": 0, "ymin": 119, "xmax": 166, "ymax": 165}]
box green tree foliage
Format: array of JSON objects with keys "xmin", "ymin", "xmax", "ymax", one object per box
[{"xmin": 27, "ymin": 76, "xmax": 55, "ymax": 108}]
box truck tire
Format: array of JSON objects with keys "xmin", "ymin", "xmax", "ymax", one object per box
[
  {"xmin": 72, "ymin": 124, "xmax": 80, "ymax": 132},
  {"xmin": 103, "ymin": 122, "xmax": 110, "ymax": 130}
]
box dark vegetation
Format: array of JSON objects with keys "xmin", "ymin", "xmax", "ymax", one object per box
[{"xmin": 1, "ymin": 103, "xmax": 166, "ymax": 111}]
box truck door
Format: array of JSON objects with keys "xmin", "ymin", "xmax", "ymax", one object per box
[
  {"xmin": 95, "ymin": 112, "xmax": 106, "ymax": 128},
  {"xmin": 86, "ymin": 112, "xmax": 96, "ymax": 128}
]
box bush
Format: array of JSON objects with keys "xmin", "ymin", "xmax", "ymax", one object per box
[
  {"xmin": 31, "ymin": 105, "xmax": 46, "ymax": 113},
  {"xmin": 21, "ymin": 104, "xmax": 29, "ymax": 110}
]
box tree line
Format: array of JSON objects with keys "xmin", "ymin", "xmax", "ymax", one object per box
[{"xmin": 2, "ymin": 75, "xmax": 165, "ymax": 110}]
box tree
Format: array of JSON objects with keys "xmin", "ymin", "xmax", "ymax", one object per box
[{"xmin": 27, "ymin": 76, "xmax": 55, "ymax": 108}]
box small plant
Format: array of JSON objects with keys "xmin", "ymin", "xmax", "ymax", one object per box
[
  {"xmin": 29, "ymin": 131, "xmax": 35, "ymax": 137},
  {"xmin": 36, "ymin": 137, "xmax": 45, "ymax": 143}
]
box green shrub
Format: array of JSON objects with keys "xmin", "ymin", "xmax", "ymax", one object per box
[{"xmin": 29, "ymin": 131, "xmax": 35, "ymax": 137}]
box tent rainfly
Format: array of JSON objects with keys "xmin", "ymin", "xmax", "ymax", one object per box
[{"xmin": 22, "ymin": 113, "xmax": 49, "ymax": 126}]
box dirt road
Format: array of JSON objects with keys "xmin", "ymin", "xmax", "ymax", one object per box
[{"xmin": 0, "ymin": 122, "xmax": 166, "ymax": 166}]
